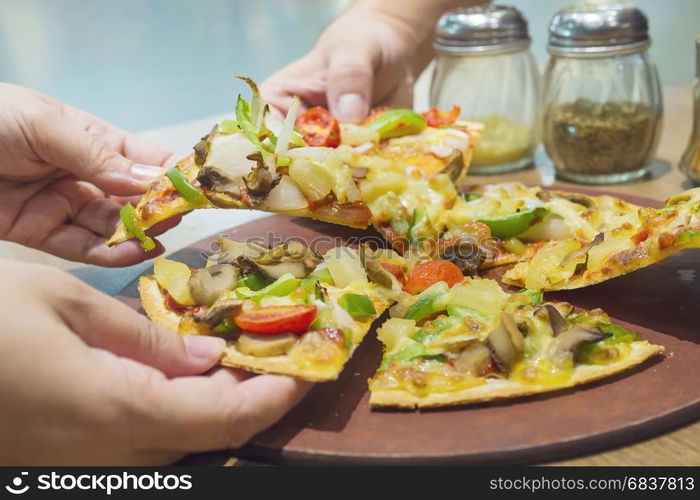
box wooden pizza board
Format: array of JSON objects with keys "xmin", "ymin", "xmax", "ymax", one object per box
[{"xmin": 116, "ymin": 191, "xmax": 700, "ymax": 465}]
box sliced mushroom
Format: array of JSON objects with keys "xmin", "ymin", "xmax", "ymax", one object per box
[
  {"xmin": 539, "ymin": 304, "xmax": 570, "ymax": 337},
  {"xmin": 237, "ymin": 332, "xmax": 297, "ymax": 357},
  {"xmin": 246, "ymin": 241, "xmax": 321, "ymax": 280},
  {"xmin": 358, "ymin": 244, "xmax": 397, "ymax": 289},
  {"xmin": 486, "ymin": 312, "xmax": 524, "ymax": 373},
  {"xmin": 193, "ymin": 125, "xmax": 218, "ymax": 166},
  {"xmin": 439, "ymin": 237, "xmax": 485, "ymax": 275},
  {"xmin": 441, "ymin": 150, "xmax": 465, "ymax": 183},
  {"xmin": 243, "ymin": 152, "xmax": 281, "ymax": 203},
  {"xmin": 549, "ymin": 324, "xmax": 610, "ymax": 363},
  {"xmin": 193, "ymin": 298, "xmax": 243, "ymax": 325},
  {"xmin": 197, "ymin": 165, "xmax": 245, "ymax": 206},
  {"xmin": 536, "ymin": 190, "xmax": 552, "ymax": 202},
  {"xmin": 187, "ymin": 263, "xmax": 239, "ymax": 306},
  {"xmin": 556, "ymin": 193, "xmax": 596, "ymax": 209},
  {"xmin": 215, "ymin": 239, "xmax": 266, "ymax": 265},
  {"xmin": 454, "ymin": 342, "xmax": 493, "ymax": 376},
  {"xmin": 560, "ymin": 232, "xmax": 604, "ymax": 269}
]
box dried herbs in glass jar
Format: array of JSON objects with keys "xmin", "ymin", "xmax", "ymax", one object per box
[
  {"xmin": 543, "ymin": 99, "xmax": 660, "ymax": 177},
  {"xmin": 541, "ymin": 3, "xmax": 663, "ymax": 184}
]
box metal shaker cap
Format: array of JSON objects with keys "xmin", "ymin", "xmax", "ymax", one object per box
[
  {"xmin": 434, "ymin": 5, "xmax": 531, "ymax": 54},
  {"xmin": 548, "ymin": 1, "xmax": 651, "ymax": 56}
]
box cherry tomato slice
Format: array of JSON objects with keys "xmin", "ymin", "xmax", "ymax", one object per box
[
  {"xmin": 295, "ymin": 107, "xmax": 341, "ymax": 147},
  {"xmin": 403, "ymin": 260, "xmax": 464, "ymax": 295},
  {"xmin": 421, "ymin": 106, "xmax": 461, "ymax": 128},
  {"xmin": 234, "ymin": 305, "xmax": 317, "ymax": 334}
]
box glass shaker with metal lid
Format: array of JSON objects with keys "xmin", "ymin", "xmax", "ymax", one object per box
[
  {"xmin": 542, "ymin": 1, "xmax": 663, "ymax": 184},
  {"xmin": 679, "ymin": 36, "xmax": 700, "ymax": 184},
  {"xmin": 430, "ymin": 5, "xmax": 540, "ymax": 174}
]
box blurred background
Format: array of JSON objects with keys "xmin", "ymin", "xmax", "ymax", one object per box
[{"xmin": 1, "ymin": 0, "xmax": 698, "ymax": 132}]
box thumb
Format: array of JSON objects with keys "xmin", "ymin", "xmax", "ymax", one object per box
[
  {"xmin": 326, "ymin": 51, "xmax": 373, "ymax": 122},
  {"xmin": 54, "ymin": 275, "xmax": 224, "ymax": 377},
  {"xmin": 33, "ymin": 112, "xmax": 163, "ymax": 196}
]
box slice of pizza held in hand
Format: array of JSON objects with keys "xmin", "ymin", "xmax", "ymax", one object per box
[{"xmin": 107, "ymin": 76, "xmax": 483, "ymax": 250}]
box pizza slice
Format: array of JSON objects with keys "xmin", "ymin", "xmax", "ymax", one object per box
[
  {"xmin": 107, "ymin": 77, "xmax": 483, "ymax": 250},
  {"xmin": 138, "ymin": 239, "xmax": 404, "ymax": 381},
  {"xmin": 502, "ymin": 187, "xmax": 700, "ymax": 290},
  {"xmin": 368, "ymin": 260, "xmax": 664, "ymax": 408},
  {"xmin": 402, "ymin": 182, "xmax": 644, "ymax": 273}
]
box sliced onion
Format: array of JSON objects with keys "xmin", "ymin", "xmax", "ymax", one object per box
[
  {"xmin": 274, "ymin": 94, "xmax": 300, "ymax": 156},
  {"xmin": 206, "ymin": 133, "xmax": 258, "ymax": 179},
  {"xmin": 258, "ymin": 176, "xmax": 307, "ymax": 212}
]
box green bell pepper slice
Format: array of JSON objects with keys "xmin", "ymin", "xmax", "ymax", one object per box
[
  {"xmin": 237, "ymin": 271, "xmax": 269, "ymax": 291},
  {"xmin": 214, "ymin": 317, "xmax": 238, "ymax": 333},
  {"xmin": 305, "ymin": 267, "xmax": 335, "ymax": 285},
  {"xmin": 403, "ymin": 281, "xmax": 449, "ymax": 321},
  {"xmin": 235, "ymin": 273, "xmax": 300, "ymax": 299},
  {"xmin": 379, "ymin": 341, "xmax": 446, "ymax": 370},
  {"xmin": 367, "ymin": 109, "xmax": 427, "ymax": 140},
  {"xmin": 338, "ymin": 293, "xmax": 376, "ymax": 320},
  {"xmin": 478, "ymin": 207, "xmax": 549, "ymax": 239},
  {"xmin": 408, "ymin": 206, "xmax": 428, "ymax": 242},
  {"xmin": 677, "ymin": 229, "xmax": 700, "ymax": 245},
  {"xmin": 164, "ymin": 168, "xmax": 207, "ymax": 205},
  {"xmin": 218, "ymin": 119, "xmax": 240, "ymax": 134},
  {"xmin": 576, "ymin": 323, "xmax": 641, "ymax": 363},
  {"xmin": 119, "ymin": 203, "xmax": 155, "ymax": 251}
]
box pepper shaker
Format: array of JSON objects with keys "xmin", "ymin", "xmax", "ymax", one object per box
[
  {"xmin": 680, "ymin": 36, "xmax": 700, "ymax": 184},
  {"xmin": 430, "ymin": 5, "xmax": 540, "ymax": 174},
  {"xmin": 541, "ymin": 2, "xmax": 663, "ymax": 184}
]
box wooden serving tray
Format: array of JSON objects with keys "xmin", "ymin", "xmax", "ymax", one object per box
[{"xmin": 116, "ymin": 192, "xmax": 700, "ymax": 465}]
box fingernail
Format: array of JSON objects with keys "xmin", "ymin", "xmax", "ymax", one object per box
[
  {"xmin": 130, "ymin": 164, "xmax": 164, "ymax": 181},
  {"xmin": 183, "ymin": 335, "xmax": 226, "ymax": 359},
  {"xmin": 335, "ymin": 93, "xmax": 367, "ymax": 123}
]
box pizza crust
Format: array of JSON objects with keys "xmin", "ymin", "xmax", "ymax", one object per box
[
  {"xmin": 369, "ymin": 341, "xmax": 664, "ymax": 409},
  {"xmin": 220, "ymin": 346, "xmax": 355, "ymax": 382},
  {"xmin": 139, "ymin": 273, "xmax": 386, "ymax": 382},
  {"xmin": 138, "ymin": 276, "xmax": 181, "ymax": 332}
]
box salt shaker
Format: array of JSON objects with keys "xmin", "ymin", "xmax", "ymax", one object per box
[
  {"xmin": 541, "ymin": 2, "xmax": 663, "ymax": 184},
  {"xmin": 430, "ymin": 5, "xmax": 540, "ymax": 174},
  {"xmin": 680, "ymin": 36, "xmax": 700, "ymax": 184}
]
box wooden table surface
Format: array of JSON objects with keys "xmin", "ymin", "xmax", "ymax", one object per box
[{"xmin": 178, "ymin": 85, "xmax": 700, "ymax": 467}]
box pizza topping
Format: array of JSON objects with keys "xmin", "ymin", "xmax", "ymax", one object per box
[
  {"xmin": 244, "ymin": 241, "xmax": 321, "ymax": 280},
  {"xmin": 438, "ymin": 236, "xmax": 487, "ymax": 275},
  {"xmin": 559, "ymin": 232, "xmax": 604, "ymax": 268},
  {"xmin": 119, "ymin": 202, "xmax": 155, "ymax": 251},
  {"xmin": 234, "ymin": 305, "xmax": 317, "ymax": 334},
  {"xmin": 403, "ymin": 260, "xmax": 463, "ymax": 295},
  {"xmin": 358, "ymin": 244, "xmax": 400, "ymax": 289},
  {"xmin": 338, "ymin": 293, "xmax": 377, "ymax": 320},
  {"xmin": 454, "ymin": 342, "xmax": 493, "ymax": 376},
  {"xmin": 549, "ymin": 324, "xmax": 610, "ymax": 365},
  {"xmin": 274, "ymin": 94, "xmax": 301, "ymax": 155},
  {"xmin": 478, "ymin": 207, "xmax": 549, "ymax": 239},
  {"xmin": 153, "ymin": 258, "xmax": 196, "ymax": 306},
  {"xmin": 340, "ymin": 123, "xmax": 380, "ymax": 146},
  {"xmin": 366, "ymin": 109, "xmax": 427, "ymax": 140},
  {"xmin": 215, "ymin": 239, "xmax": 266, "ymax": 264},
  {"xmin": 295, "ymin": 107, "xmax": 341, "ymax": 147},
  {"xmin": 486, "ymin": 313, "xmax": 524, "ymax": 372},
  {"xmin": 421, "ymin": 106, "xmax": 461, "ymax": 128},
  {"xmin": 237, "ymin": 332, "xmax": 297, "ymax": 357},
  {"xmin": 403, "ymin": 281, "xmax": 449, "ymax": 321},
  {"xmin": 187, "ymin": 264, "xmax": 239, "ymax": 306},
  {"xmin": 193, "ymin": 298, "xmax": 243, "ymax": 325},
  {"xmin": 164, "ymin": 167, "xmax": 208, "ymax": 205}
]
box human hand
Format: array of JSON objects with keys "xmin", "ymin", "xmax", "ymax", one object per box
[
  {"xmin": 0, "ymin": 83, "xmax": 181, "ymax": 266},
  {"xmin": 0, "ymin": 261, "xmax": 311, "ymax": 465},
  {"xmin": 261, "ymin": 9, "xmax": 418, "ymax": 122}
]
